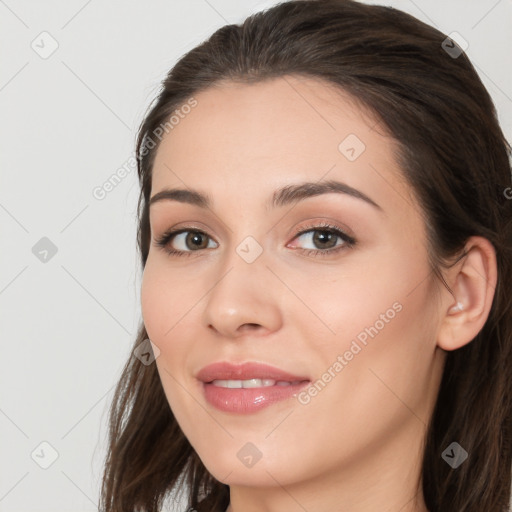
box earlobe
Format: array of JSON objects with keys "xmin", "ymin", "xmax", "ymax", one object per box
[{"xmin": 436, "ymin": 236, "xmax": 497, "ymax": 351}]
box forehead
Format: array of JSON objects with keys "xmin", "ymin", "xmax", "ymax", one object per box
[{"xmin": 150, "ymin": 75, "xmax": 413, "ymax": 214}]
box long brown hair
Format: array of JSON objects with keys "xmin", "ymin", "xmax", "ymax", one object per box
[{"xmin": 100, "ymin": 1, "xmax": 512, "ymax": 510}]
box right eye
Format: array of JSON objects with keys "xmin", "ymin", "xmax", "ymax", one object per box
[{"xmin": 155, "ymin": 228, "xmax": 218, "ymax": 257}]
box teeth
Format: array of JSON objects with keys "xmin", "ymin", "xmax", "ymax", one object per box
[
  {"xmin": 211, "ymin": 379, "xmax": 302, "ymax": 388},
  {"xmin": 211, "ymin": 379, "xmax": 275, "ymax": 388}
]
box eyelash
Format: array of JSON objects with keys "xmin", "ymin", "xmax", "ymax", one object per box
[{"xmin": 154, "ymin": 222, "xmax": 356, "ymax": 259}]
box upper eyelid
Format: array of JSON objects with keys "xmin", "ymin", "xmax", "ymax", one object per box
[
  {"xmin": 157, "ymin": 227, "xmax": 217, "ymax": 244},
  {"xmin": 291, "ymin": 224, "xmax": 355, "ymax": 245},
  {"xmin": 160, "ymin": 223, "xmax": 347, "ymax": 238}
]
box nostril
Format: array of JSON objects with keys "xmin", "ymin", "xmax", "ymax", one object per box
[{"xmin": 240, "ymin": 323, "xmax": 262, "ymax": 332}]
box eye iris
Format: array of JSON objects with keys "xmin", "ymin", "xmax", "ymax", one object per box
[
  {"xmin": 187, "ymin": 232, "xmax": 208, "ymax": 250},
  {"xmin": 313, "ymin": 230, "xmax": 337, "ymax": 249}
]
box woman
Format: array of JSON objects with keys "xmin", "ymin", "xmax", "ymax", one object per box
[{"xmin": 100, "ymin": 1, "xmax": 512, "ymax": 511}]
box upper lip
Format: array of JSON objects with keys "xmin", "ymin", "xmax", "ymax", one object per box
[{"xmin": 196, "ymin": 362, "xmax": 310, "ymax": 383}]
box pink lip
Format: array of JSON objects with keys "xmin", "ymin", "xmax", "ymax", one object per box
[
  {"xmin": 196, "ymin": 362, "xmax": 310, "ymax": 414},
  {"xmin": 196, "ymin": 361, "xmax": 309, "ymax": 382}
]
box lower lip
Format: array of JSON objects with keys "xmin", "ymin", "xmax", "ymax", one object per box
[{"xmin": 202, "ymin": 381, "xmax": 310, "ymax": 414}]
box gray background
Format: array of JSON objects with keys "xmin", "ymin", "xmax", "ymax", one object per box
[{"xmin": 1, "ymin": 0, "xmax": 511, "ymax": 510}]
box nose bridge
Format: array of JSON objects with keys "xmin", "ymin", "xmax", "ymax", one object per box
[{"xmin": 201, "ymin": 234, "xmax": 282, "ymax": 337}]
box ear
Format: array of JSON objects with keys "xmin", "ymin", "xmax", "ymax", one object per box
[{"xmin": 436, "ymin": 236, "xmax": 497, "ymax": 351}]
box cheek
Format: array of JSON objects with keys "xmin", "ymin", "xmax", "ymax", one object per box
[
  {"xmin": 288, "ymin": 253, "xmax": 418, "ymax": 351},
  {"xmin": 319, "ymin": 271, "xmax": 440, "ymax": 425},
  {"xmin": 299, "ymin": 247, "xmax": 438, "ymax": 401},
  {"xmin": 140, "ymin": 261, "xmax": 196, "ymax": 414},
  {"xmin": 140, "ymin": 257, "xmax": 198, "ymax": 343}
]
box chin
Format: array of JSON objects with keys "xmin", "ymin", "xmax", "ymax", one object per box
[{"xmin": 197, "ymin": 447, "xmax": 303, "ymax": 488}]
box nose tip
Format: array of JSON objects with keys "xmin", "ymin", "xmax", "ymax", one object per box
[{"xmin": 201, "ymin": 244, "xmax": 285, "ymax": 339}]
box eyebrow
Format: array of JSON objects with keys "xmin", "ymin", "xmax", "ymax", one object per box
[{"xmin": 149, "ymin": 179, "xmax": 382, "ymax": 211}]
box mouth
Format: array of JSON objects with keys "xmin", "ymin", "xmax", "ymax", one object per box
[{"xmin": 196, "ymin": 361, "xmax": 311, "ymax": 414}]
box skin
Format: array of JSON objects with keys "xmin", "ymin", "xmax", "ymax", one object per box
[{"xmin": 140, "ymin": 75, "xmax": 496, "ymax": 512}]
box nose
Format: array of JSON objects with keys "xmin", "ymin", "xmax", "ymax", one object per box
[{"xmin": 201, "ymin": 249, "xmax": 283, "ymax": 339}]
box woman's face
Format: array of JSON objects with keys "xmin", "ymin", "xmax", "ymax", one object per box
[{"xmin": 141, "ymin": 76, "xmax": 446, "ymax": 503}]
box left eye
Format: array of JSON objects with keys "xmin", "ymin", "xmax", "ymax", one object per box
[{"xmin": 291, "ymin": 227, "xmax": 352, "ymax": 251}]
